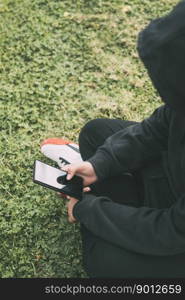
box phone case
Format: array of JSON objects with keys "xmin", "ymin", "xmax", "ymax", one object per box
[{"xmin": 33, "ymin": 160, "xmax": 83, "ymax": 200}]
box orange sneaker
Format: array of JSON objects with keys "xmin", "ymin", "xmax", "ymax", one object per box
[{"xmin": 40, "ymin": 138, "xmax": 83, "ymax": 167}]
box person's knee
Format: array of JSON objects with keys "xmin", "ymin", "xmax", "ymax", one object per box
[
  {"xmin": 79, "ymin": 118, "xmax": 114, "ymax": 160},
  {"xmin": 79, "ymin": 119, "xmax": 104, "ymax": 143},
  {"xmin": 79, "ymin": 119, "xmax": 107, "ymax": 152}
]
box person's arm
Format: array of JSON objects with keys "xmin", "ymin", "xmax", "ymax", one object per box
[
  {"xmin": 73, "ymin": 193, "xmax": 185, "ymax": 256},
  {"xmin": 88, "ymin": 105, "xmax": 171, "ymax": 181}
]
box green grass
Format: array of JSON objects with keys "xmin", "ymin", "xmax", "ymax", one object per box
[{"xmin": 0, "ymin": 0, "xmax": 179, "ymax": 277}]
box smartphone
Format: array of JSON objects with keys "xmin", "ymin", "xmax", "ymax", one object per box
[{"xmin": 33, "ymin": 160, "xmax": 83, "ymax": 200}]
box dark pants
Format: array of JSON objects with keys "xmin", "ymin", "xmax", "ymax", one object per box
[{"xmin": 78, "ymin": 118, "xmax": 185, "ymax": 278}]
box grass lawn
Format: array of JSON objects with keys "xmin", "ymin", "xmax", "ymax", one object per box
[{"xmin": 0, "ymin": 0, "xmax": 178, "ymax": 278}]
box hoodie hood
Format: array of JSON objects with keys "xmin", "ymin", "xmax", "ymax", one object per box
[{"xmin": 137, "ymin": 0, "xmax": 185, "ymax": 111}]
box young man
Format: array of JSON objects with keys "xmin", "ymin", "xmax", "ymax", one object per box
[{"xmin": 41, "ymin": 0, "xmax": 185, "ymax": 277}]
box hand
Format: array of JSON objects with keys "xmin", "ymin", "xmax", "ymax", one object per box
[
  {"xmin": 59, "ymin": 186, "xmax": 91, "ymax": 223},
  {"xmin": 67, "ymin": 196, "xmax": 79, "ymax": 223},
  {"xmin": 57, "ymin": 186, "xmax": 91, "ymax": 198},
  {"xmin": 62, "ymin": 161, "xmax": 98, "ymax": 186}
]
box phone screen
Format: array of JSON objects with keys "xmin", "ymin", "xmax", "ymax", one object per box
[{"xmin": 34, "ymin": 160, "xmax": 66, "ymax": 190}]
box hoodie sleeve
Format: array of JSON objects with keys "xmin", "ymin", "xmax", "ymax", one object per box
[
  {"xmin": 73, "ymin": 193, "xmax": 185, "ymax": 256},
  {"xmin": 88, "ymin": 105, "xmax": 171, "ymax": 181}
]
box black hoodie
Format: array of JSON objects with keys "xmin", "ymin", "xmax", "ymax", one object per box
[
  {"xmin": 138, "ymin": 0, "xmax": 185, "ymax": 112},
  {"xmin": 73, "ymin": 0, "xmax": 185, "ymax": 257}
]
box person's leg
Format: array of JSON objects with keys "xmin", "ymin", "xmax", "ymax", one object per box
[
  {"xmin": 40, "ymin": 118, "xmax": 134, "ymax": 167},
  {"xmin": 78, "ymin": 118, "xmax": 143, "ymax": 206},
  {"xmin": 83, "ymin": 231, "xmax": 185, "ymax": 278},
  {"xmin": 79, "ymin": 118, "xmax": 137, "ymax": 161}
]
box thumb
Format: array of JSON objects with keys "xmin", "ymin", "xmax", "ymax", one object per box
[
  {"xmin": 62, "ymin": 164, "xmax": 79, "ymax": 180},
  {"xmin": 61, "ymin": 165, "xmax": 73, "ymax": 180},
  {"xmin": 66, "ymin": 167, "xmax": 76, "ymax": 180}
]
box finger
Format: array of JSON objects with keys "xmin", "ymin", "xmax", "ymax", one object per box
[
  {"xmin": 57, "ymin": 192, "xmax": 67, "ymax": 198},
  {"xmin": 66, "ymin": 169, "xmax": 76, "ymax": 180},
  {"xmin": 68, "ymin": 216, "xmax": 76, "ymax": 224},
  {"xmin": 83, "ymin": 187, "xmax": 91, "ymax": 193},
  {"xmin": 61, "ymin": 165, "xmax": 75, "ymax": 180},
  {"xmin": 67, "ymin": 217, "xmax": 71, "ymax": 223},
  {"xmin": 66, "ymin": 202, "xmax": 69, "ymax": 211}
]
